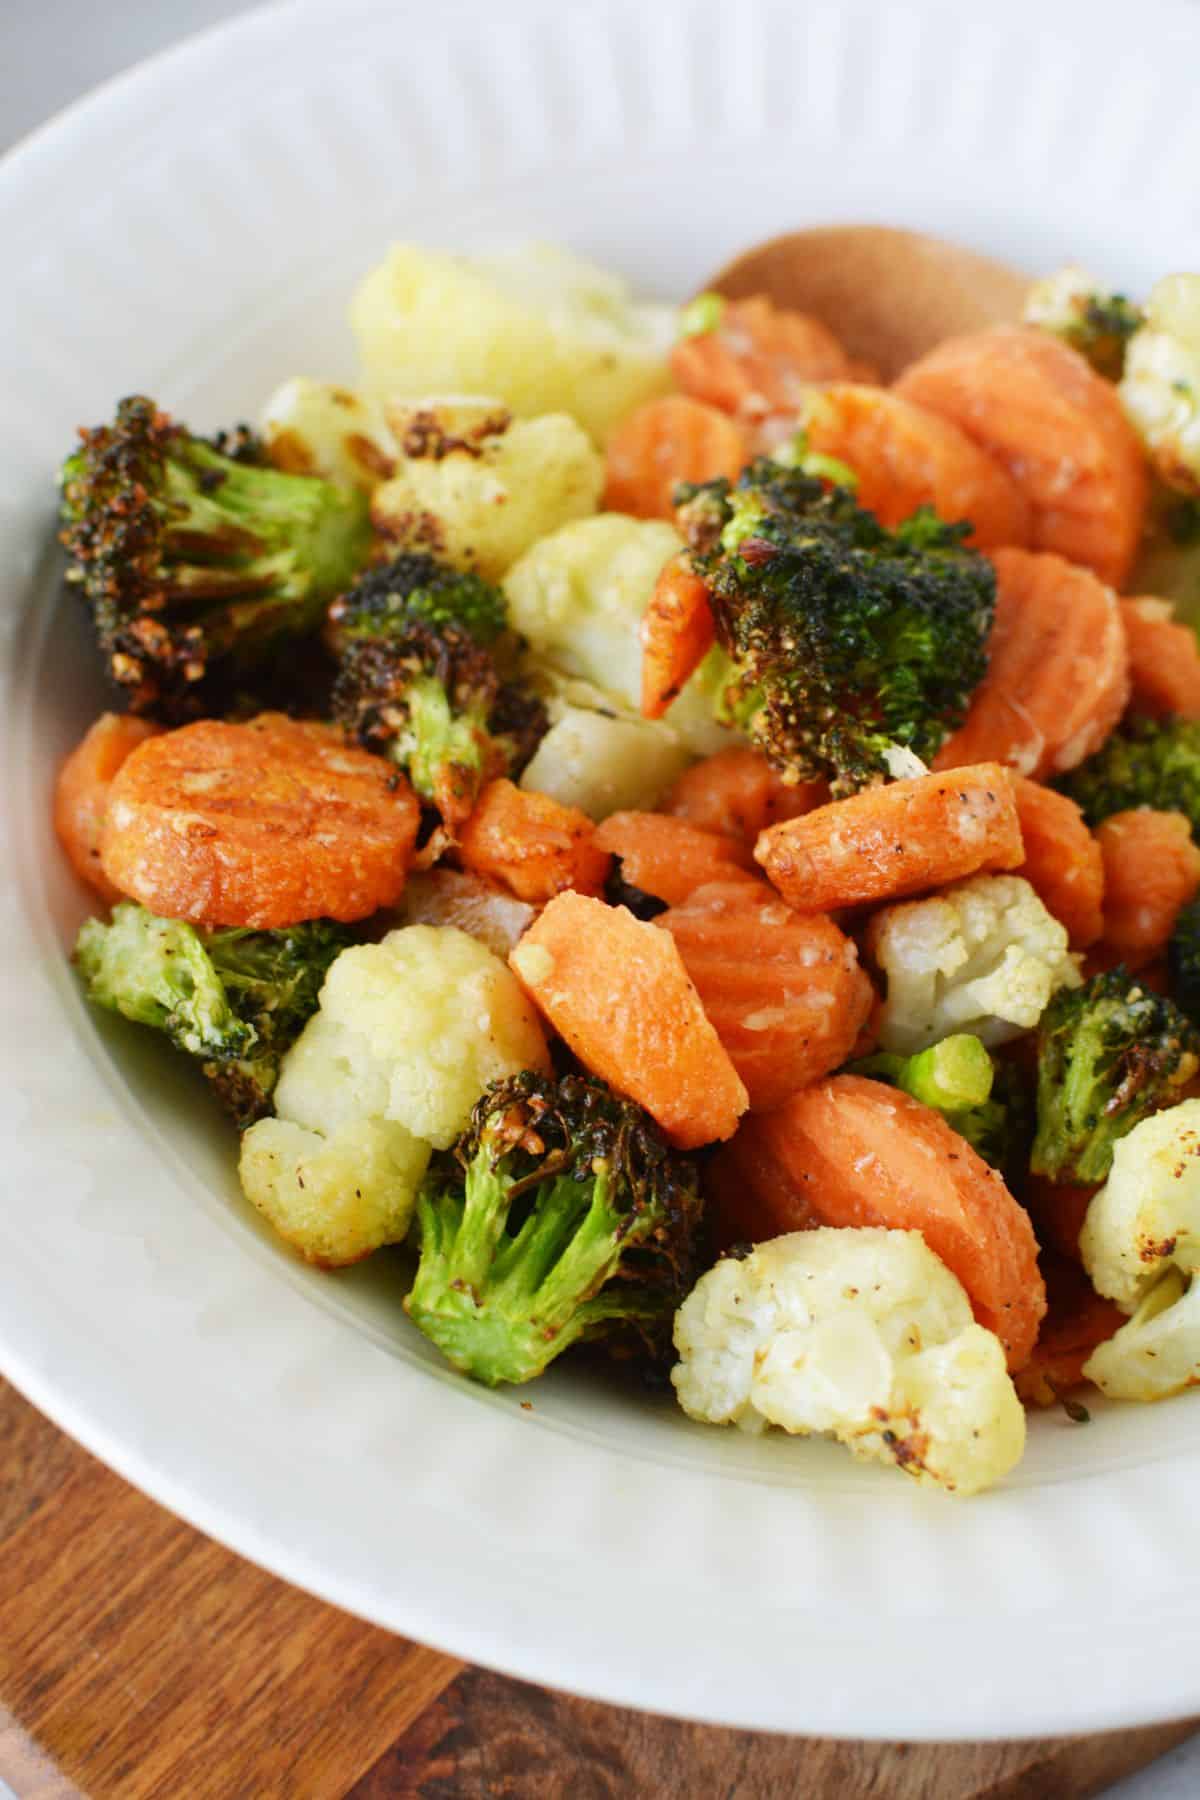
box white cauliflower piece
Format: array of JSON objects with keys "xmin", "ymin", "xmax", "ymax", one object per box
[
  {"xmin": 503, "ymin": 513, "xmax": 736, "ymax": 756},
  {"xmin": 274, "ymin": 925, "xmax": 550, "ymax": 1150},
  {"xmin": 1023, "ymin": 266, "xmax": 1142, "ymax": 378},
  {"xmin": 1080, "ymin": 1100, "xmax": 1200, "ymax": 1401},
  {"xmin": 350, "ymin": 241, "xmax": 674, "ymax": 444},
  {"xmin": 866, "ymin": 874, "xmax": 1081, "ymax": 1054},
  {"xmin": 260, "ymin": 377, "xmax": 396, "ymax": 490},
  {"xmin": 239, "ymin": 1116, "xmax": 429, "ymax": 1267},
  {"xmin": 519, "ymin": 687, "xmax": 692, "ymax": 818},
  {"xmin": 398, "ymin": 867, "xmax": 537, "ymax": 959},
  {"xmin": 672, "ymin": 1228, "xmax": 1025, "ymax": 1497},
  {"xmin": 369, "ymin": 398, "xmax": 602, "ymax": 581},
  {"xmin": 1120, "ymin": 273, "xmax": 1200, "ymax": 491}
]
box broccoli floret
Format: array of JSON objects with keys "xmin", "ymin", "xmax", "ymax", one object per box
[
  {"xmin": 330, "ymin": 554, "xmax": 546, "ymax": 829},
  {"xmin": 59, "ymin": 396, "xmax": 371, "ymax": 719},
  {"xmin": 675, "ymin": 460, "xmax": 994, "ymax": 793},
  {"xmin": 851, "ymin": 1033, "xmax": 1028, "ymax": 1174},
  {"xmin": 1168, "ymin": 895, "xmax": 1200, "ymax": 1025},
  {"xmin": 404, "ymin": 1070, "xmax": 704, "ymax": 1386},
  {"xmin": 1030, "ymin": 969, "xmax": 1200, "ymax": 1184},
  {"xmin": 1024, "ymin": 266, "xmax": 1143, "ymax": 379},
  {"xmin": 1059, "ymin": 716, "xmax": 1200, "ymax": 830},
  {"xmin": 76, "ymin": 903, "xmax": 352, "ymax": 1125}
]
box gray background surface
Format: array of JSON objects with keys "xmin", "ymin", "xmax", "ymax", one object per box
[{"xmin": 3, "ymin": 3, "xmax": 1198, "ymax": 1792}]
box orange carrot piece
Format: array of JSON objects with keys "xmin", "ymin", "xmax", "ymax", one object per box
[
  {"xmin": 1095, "ymin": 809, "xmax": 1200, "ymax": 966},
  {"xmin": 509, "ymin": 892, "xmax": 747, "ymax": 1149},
  {"xmin": 592, "ymin": 812, "xmax": 755, "ymax": 907},
  {"xmin": 457, "ymin": 779, "xmax": 610, "ymax": 903},
  {"xmin": 100, "ymin": 713, "xmax": 420, "ymax": 928},
  {"xmin": 656, "ymin": 879, "xmax": 875, "ymax": 1111},
  {"xmin": 934, "ymin": 548, "xmax": 1129, "ymax": 780},
  {"xmin": 1120, "ymin": 596, "xmax": 1200, "ymax": 721},
  {"xmin": 54, "ymin": 712, "xmax": 163, "ymax": 904},
  {"xmin": 603, "ymin": 395, "xmax": 748, "ymax": 520},
  {"xmin": 662, "ymin": 746, "xmax": 829, "ymax": 843},
  {"xmin": 640, "ymin": 555, "xmax": 716, "ymax": 719},
  {"xmin": 1012, "ymin": 777, "xmax": 1105, "ymax": 949},
  {"xmin": 894, "ymin": 326, "xmax": 1148, "ymax": 589},
  {"xmin": 671, "ymin": 295, "xmax": 868, "ymax": 421},
  {"xmin": 754, "ymin": 762, "xmax": 1024, "ymax": 913},
  {"xmin": 800, "ymin": 383, "xmax": 1031, "ymax": 550},
  {"xmin": 706, "ymin": 1073, "xmax": 1046, "ymax": 1369},
  {"xmin": 1014, "ymin": 1255, "xmax": 1125, "ymax": 1407},
  {"xmin": 1024, "ymin": 1175, "xmax": 1099, "ymax": 1263}
]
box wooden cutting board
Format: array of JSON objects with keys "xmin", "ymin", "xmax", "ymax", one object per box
[{"xmin": 0, "ymin": 1376, "xmax": 1192, "ymax": 1799}]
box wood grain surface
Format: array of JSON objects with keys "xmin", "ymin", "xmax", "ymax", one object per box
[{"xmin": 0, "ymin": 1376, "xmax": 1193, "ymax": 1800}]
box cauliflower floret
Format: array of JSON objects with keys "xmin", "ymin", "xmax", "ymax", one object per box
[
  {"xmin": 519, "ymin": 682, "xmax": 692, "ymax": 818},
  {"xmin": 503, "ymin": 513, "xmax": 736, "ymax": 756},
  {"xmin": 259, "ymin": 377, "xmax": 397, "ymax": 491},
  {"xmin": 350, "ymin": 242, "xmax": 674, "ymax": 445},
  {"xmin": 1080, "ymin": 1100, "xmax": 1200, "ymax": 1401},
  {"xmin": 398, "ymin": 867, "xmax": 537, "ymax": 959},
  {"xmin": 866, "ymin": 874, "xmax": 1081, "ymax": 1054},
  {"xmin": 672, "ymin": 1228, "xmax": 1025, "ymax": 1497},
  {"xmin": 274, "ymin": 925, "xmax": 550, "ymax": 1150},
  {"xmin": 1120, "ymin": 274, "xmax": 1200, "ymax": 491},
  {"xmin": 1023, "ymin": 266, "xmax": 1142, "ymax": 379},
  {"xmin": 369, "ymin": 398, "xmax": 602, "ymax": 581},
  {"xmin": 239, "ymin": 1116, "xmax": 430, "ymax": 1267}
]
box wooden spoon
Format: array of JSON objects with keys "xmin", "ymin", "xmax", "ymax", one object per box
[{"xmin": 705, "ymin": 225, "xmax": 1030, "ymax": 381}]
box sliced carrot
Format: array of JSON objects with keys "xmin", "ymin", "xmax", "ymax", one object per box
[
  {"xmin": 1013, "ymin": 1255, "xmax": 1125, "ymax": 1407},
  {"xmin": 1094, "ymin": 808, "xmax": 1200, "ymax": 966},
  {"xmin": 894, "ymin": 326, "xmax": 1148, "ymax": 588},
  {"xmin": 1012, "ymin": 777, "xmax": 1104, "ymax": 949},
  {"xmin": 934, "ymin": 548, "xmax": 1129, "ymax": 779},
  {"xmin": 603, "ymin": 395, "xmax": 748, "ymax": 521},
  {"xmin": 656, "ymin": 879, "xmax": 875, "ymax": 1111},
  {"xmin": 800, "ymin": 383, "xmax": 1031, "ymax": 550},
  {"xmin": 754, "ymin": 762, "xmax": 1024, "ymax": 914},
  {"xmin": 1024, "ymin": 1175, "xmax": 1098, "ymax": 1263},
  {"xmin": 100, "ymin": 713, "xmax": 420, "ymax": 928},
  {"xmin": 509, "ymin": 892, "xmax": 748, "ymax": 1149},
  {"xmin": 671, "ymin": 295, "xmax": 869, "ymax": 422},
  {"xmin": 592, "ymin": 811, "xmax": 755, "ymax": 907},
  {"xmin": 1120, "ymin": 597, "xmax": 1200, "ymax": 721},
  {"xmin": 662, "ymin": 746, "xmax": 829, "ymax": 843},
  {"xmin": 457, "ymin": 778, "xmax": 610, "ymax": 903},
  {"xmin": 705, "ymin": 1073, "xmax": 1046, "ymax": 1369},
  {"xmin": 640, "ymin": 555, "xmax": 715, "ymax": 719},
  {"xmin": 54, "ymin": 712, "xmax": 162, "ymax": 904}
]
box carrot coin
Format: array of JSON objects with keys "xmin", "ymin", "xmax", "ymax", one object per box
[
  {"xmin": 662, "ymin": 746, "xmax": 828, "ymax": 843},
  {"xmin": 1012, "ymin": 777, "xmax": 1104, "ymax": 949},
  {"xmin": 54, "ymin": 712, "xmax": 162, "ymax": 904},
  {"xmin": 1119, "ymin": 596, "xmax": 1200, "ymax": 721},
  {"xmin": 509, "ymin": 891, "xmax": 747, "ymax": 1149},
  {"xmin": 671, "ymin": 295, "xmax": 867, "ymax": 422},
  {"xmin": 99, "ymin": 712, "xmax": 420, "ymax": 928},
  {"xmin": 706, "ymin": 1073, "xmax": 1046, "ymax": 1369},
  {"xmin": 1013, "ymin": 1254, "xmax": 1125, "ymax": 1407},
  {"xmin": 592, "ymin": 811, "xmax": 755, "ymax": 907},
  {"xmin": 458, "ymin": 778, "xmax": 610, "ymax": 903},
  {"xmin": 656, "ymin": 878, "xmax": 875, "ymax": 1111},
  {"xmin": 1095, "ymin": 808, "xmax": 1200, "ymax": 966},
  {"xmin": 603, "ymin": 395, "xmax": 748, "ymax": 520},
  {"xmin": 934, "ymin": 548, "xmax": 1129, "ymax": 779},
  {"xmin": 754, "ymin": 762, "xmax": 1024, "ymax": 914},
  {"xmin": 894, "ymin": 326, "xmax": 1148, "ymax": 587},
  {"xmin": 800, "ymin": 383, "xmax": 1031, "ymax": 549},
  {"xmin": 640, "ymin": 554, "xmax": 715, "ymax": 719}
]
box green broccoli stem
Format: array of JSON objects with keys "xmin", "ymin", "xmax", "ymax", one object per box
[
  {"xmin": 397, "ymin": 673, "xmax": 489, "ymax": 809},
  {"xmin": 76, "ymin": 907, "xmax": 254, "ymax": 1060},
  {"xmin": 856, "ymin": 1034, "xmax": 995, "ymax": 1113}
]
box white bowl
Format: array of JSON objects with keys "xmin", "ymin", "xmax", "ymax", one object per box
[{"xmin": 4, "ymin": 0, "xmax": 1200, "ymax": 1741}]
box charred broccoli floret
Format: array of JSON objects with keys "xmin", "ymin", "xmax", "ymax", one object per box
[
  {"xmin": 404, "ymin": 1070, "xmax": 704, "ymax": 1386},
  {"xmin": 59, "ymin": 396, "xmax": 371, "ymax": 718},
  {"xmin": 330, "ymin": 554, "xmax": 546, "ymax": 829},
  {"xmin": 76, "ymin": 903, "xmax": 352, "ymax": 1125},
  {"xmin": 1168, "ymin": 896, "xmax": 1200, "ymax": 1026},
  {"xmin": 1059, "ymin": 716, "xmax": 1200, "ymax": 831},
  {"xmin": 851, "ymin": 1033, "xmax": 1029, "ymax": 1176},
  {"xmin": 675, "ymin": 460, "xmax": 994, "ymax": 793},
  {"xmin": 1030, "ymin": 969, "xmax": 1200, "ymax": 1184}
]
